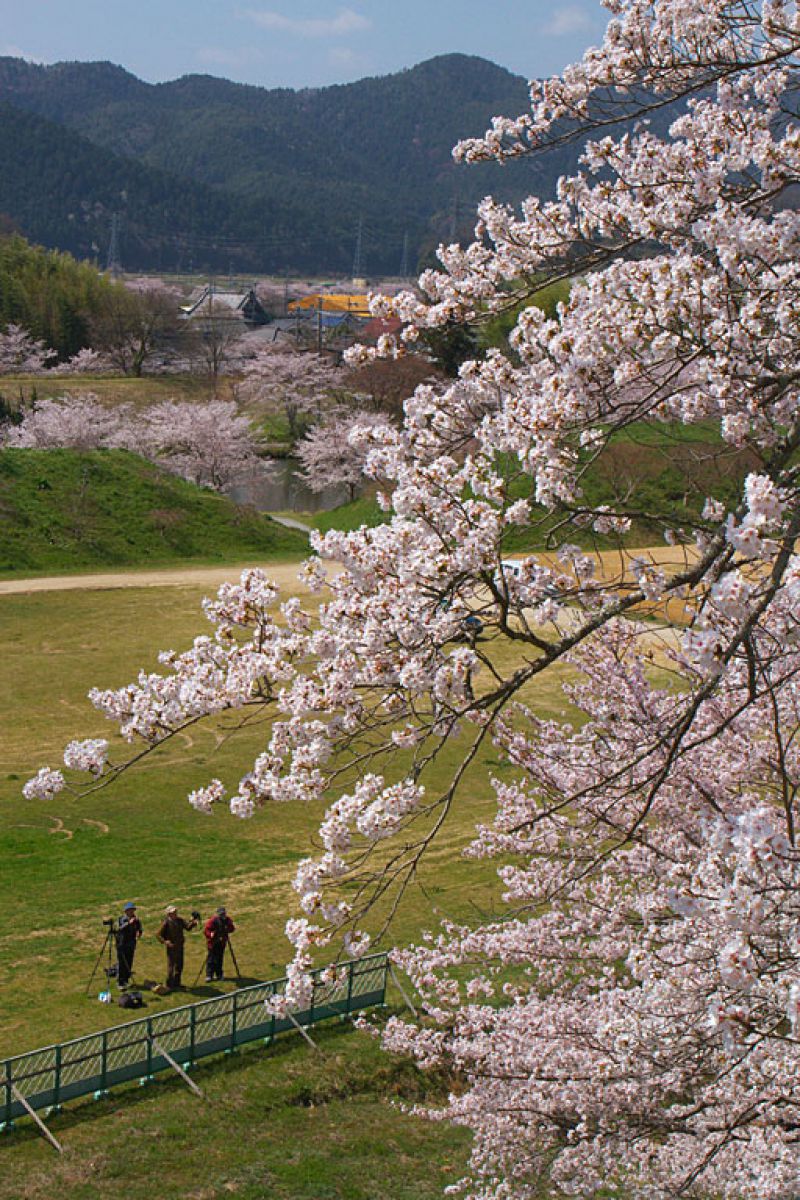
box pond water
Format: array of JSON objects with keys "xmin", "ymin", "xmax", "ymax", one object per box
[{"xmin": 228, "ymin": 458, "xmax": 349, "ymax": 513}]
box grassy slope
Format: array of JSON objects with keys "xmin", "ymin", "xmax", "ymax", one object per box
[
  {"xmin": 0, "ymin": 448, "xmax": 306, "ymax": 573},
  {"xmin": 0, "ymin": 579, "xmax": 576, "ymax": 1196},
  {"xmin": 1, "ymin": 584, "xmax": 566, "ymax": 1055},
  {"xmin": 0, "ymin": 1020, "xmax": 470, "ymax": 1200}
]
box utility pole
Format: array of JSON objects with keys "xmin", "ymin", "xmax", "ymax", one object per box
[
  {"xmin": 400, "ymin": 230, "xmax": 410, "ymax": 280},
  {"xmin": 106, "ymin": 212, "xmax": 122, "ymax": 277},
  {"xmin": 352, "ymin": 216, "xmax": 363, "ymax": 281}
]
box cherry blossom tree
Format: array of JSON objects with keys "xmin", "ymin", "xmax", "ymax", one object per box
[
  {"xmin": 4, "ymin": 395, "xmax": 261, "ymax": 492},
  {"xmin": 28, "ymin": 2, "xmax": 800, "ymax": 1196},
  {"xmin": 139, "ymin": 398, "xmax": 263, "ymax": 491},
  {"xmin": 51, "ymin": 347, "xmax": 113, "ymax": 376},
  {"xmin": 0, "ymin": 324, "xmax": 56, "ymax": 374},
  {"xmin": 238, "ymin": 346, "xmax": 343, "ymax": 441},
  {"xmin": 296, "ymin": 409, "xmax": 393, "ymax": 501},
  {"xmin": 3, "ymin": 394, "xmax": 131, "ymax": 449}
]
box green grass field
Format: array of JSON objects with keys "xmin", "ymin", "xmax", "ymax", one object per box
[
  {"xmin": 0, "ymin": 417, "xmax": 697, "ymax": 1197},
  {"xmin": 0, "ymin": 573, "xmax": 579, "ymax": 1198},
  {"xmin": 0, "ymin": 449, "xmax": 307, "ymax": 574}
]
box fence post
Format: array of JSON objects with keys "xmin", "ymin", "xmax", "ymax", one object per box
[
  {"xmin": 140, "ymin": 1017, "xmax": 154, "ymax": 1086},
  {"xmin": 264, "ymin": 984, "xmax": 275, "ymax": 1045},
  {"xmin": 189, "ymin": 1005, "xmax": 197, "ymax": 1067},
  {"xmin": 230, "ymin": 992, "xmax": 238, "ymax": 1052},
  {"xmin": 2, "ymin": 1058, "xmax": 12, "ymax": 1129},
  {"xmin": 94, "ymin": 1032, "xmax": 110, "ymax": 1101},
  {"xmin": 346, "ymin": 959, "xmax": 355, "ymax": 1015},
  {"xmin": 51, "ymin": 1044, "xmax": 62, "ymax": 1114}
]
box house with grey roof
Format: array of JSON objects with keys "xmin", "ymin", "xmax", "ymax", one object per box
[{"xmin": 180, "ymin": 285, "xmax": 269, "ymax": 328}]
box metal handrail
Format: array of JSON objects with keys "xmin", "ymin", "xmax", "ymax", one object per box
[{"xmin": 1, "ymin": 953, "xmax": 388, "ymax": 1127}]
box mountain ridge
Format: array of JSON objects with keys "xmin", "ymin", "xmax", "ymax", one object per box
[{"xmin": 0, "ymin": 53, "xmax": 610, "ymax": 275}]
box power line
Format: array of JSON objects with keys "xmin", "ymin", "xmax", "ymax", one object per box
[{"xmin": 352, "ymin": 216, "xmax": 364, "ymax": 278}]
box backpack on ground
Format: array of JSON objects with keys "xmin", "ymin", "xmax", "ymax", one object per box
[{"xmin": 118, "ymin": 990, "xmax": 143, "ymax": 1009}]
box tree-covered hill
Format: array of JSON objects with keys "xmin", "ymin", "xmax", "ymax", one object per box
[
  {"xmin": 0, "ymin": 102, "xmax": 402, "ymax": 276},
  {"xmin": 0, "ymin": 54, "xmax": 553, "ymax": 274},
  {"xmin": 0, "ymin": 232, "xmax": 120, "ymax": 358}
]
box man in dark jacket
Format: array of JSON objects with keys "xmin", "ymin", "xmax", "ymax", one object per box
[
  {"xmin": 115, "ymin": 902, "xmax": 142, "ymax": 987},
  {"xmin": 203, "ymin": 907, "xmax": 235, "ymax": 982},
  {"xmin": 156, "ymin": 905, "xmax": 197, "ymax": 989}
]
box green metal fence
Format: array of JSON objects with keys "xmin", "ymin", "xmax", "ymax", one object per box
[{"xmin": 1, "ymin": 953, "xmax": 388, "ymax": 1127}]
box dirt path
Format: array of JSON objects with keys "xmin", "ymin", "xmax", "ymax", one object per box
[
  {"xmin": 0, "ymin": 543, "xmax": 697, "ymax": 599},
  {"xmin": 0, "ymin": 560, "xmax": 320, "ymax": 596}
]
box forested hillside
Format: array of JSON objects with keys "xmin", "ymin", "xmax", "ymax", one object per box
[
  {"xmin": 0, "ymin": 104, "xmax": 343, "ymax": 275},
  {"xmin": 0, "ymin": 54, "xmax": 555, "ymax": 274},
  {"xmin": 0, "ymin": 232, "xmax": 119, "ymax": 357}
]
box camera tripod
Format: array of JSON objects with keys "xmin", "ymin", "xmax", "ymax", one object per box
[
  {"xmin": 193, "ymin": 934, "xmax": 242, "ymax": 987},
  {"xmin": 85, "ymin": 924, "xmax": 132, "ymax": 996}
]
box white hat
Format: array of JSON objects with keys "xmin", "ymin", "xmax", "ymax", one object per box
[{"xmin": 165, "ymin": 905, "xmax": 177, "ymax": 915}]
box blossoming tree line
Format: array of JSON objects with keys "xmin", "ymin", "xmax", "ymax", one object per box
[
  {"xmin": 0, "ymin": 306, "xmax": 394, "ymax": 494},
  {"xmin": 22, "ymin": 1, "xmax": 800, "ymax": 1196}
]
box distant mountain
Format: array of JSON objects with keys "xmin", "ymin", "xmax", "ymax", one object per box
[
  {"xmin": 0, "ymin": 53, "xmax": 669, "ymax": 275},
  {"xmin": 0, "ymin": 54, "xmax": 555, "ymax": 274},
  {"xmin": 0, "ymin": 54, "xmax": 532, "ymax": 199},
  {"xmin": 0, "ymin": 102, "xmax": 393, "ymax": 274}
]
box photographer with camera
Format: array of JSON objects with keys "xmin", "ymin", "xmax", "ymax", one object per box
[
  {"xmin": 156, "ymin": 905, "xmax": 199, "ymax": 990},
  {"xmin": 203, "ymin": 907, "xmax": 235, "ymax": 982},
  {"xmin": 114, "ymin": 902, "xmax": 142, "ymax": 988}
]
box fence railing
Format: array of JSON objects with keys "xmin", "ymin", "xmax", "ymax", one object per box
[{"xmin": 1, "ymin": 953, "xmax": 388, "ymax": 1127}]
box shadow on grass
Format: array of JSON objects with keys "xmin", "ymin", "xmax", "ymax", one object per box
[{"xmin": 0, "ymin": 1010, "xmax": 390, "ymax": 1150}]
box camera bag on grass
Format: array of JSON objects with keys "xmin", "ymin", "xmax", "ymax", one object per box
[{"xmin": 118, "ymin": 991, "xmax": 144, "ymax": 1009}]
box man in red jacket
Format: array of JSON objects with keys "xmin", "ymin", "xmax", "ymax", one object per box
[{"xmin": 203, "ymin": 907, "xmax": 235, "ymax": 982}]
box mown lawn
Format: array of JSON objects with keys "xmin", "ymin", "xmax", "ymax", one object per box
[
  {"xmin": 0, "ymin": 570, "xmax": 565, "ymax": 1197},
  {"xmin": 0, "ymin": 551, "xmax": 677, "ymax": 1197},
  {"xmin": 1, "ymin": 578, "xmax": 576, "ymax": 1056}
]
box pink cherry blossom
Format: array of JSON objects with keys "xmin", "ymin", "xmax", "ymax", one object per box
[{"xmin": 30, "ymin": 3, "xmax": 800, "ymax": 1195}]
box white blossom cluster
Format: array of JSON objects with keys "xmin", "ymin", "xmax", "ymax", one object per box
[{"xmin": 28, "ymin": 2, "xmax": 800, "ymax": 1195}]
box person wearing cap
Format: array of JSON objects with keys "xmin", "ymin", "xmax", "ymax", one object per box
[
  {"xmin": 156, "ymin": 906, "xmax": 197, "ymax": 990},
  {"xmin": 203, "ymin": 907, "xmax": 235, "ymax": 982},
  {"xmin": 115, "ymin": 902, "xmax": 142, "ymax": 988}
]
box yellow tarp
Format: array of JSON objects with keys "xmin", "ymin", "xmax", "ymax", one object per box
[{"xmin": 288, "ymin": 293, "xmax": 371, "ymax": 317}]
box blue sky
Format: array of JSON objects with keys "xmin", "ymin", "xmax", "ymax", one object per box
[{"xmin": 0, "ymin": 2, "xmax": 609, "ymax": 89}]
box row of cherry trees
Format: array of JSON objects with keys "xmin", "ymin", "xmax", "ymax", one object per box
[
  {"xmin": 1, "ymin": 349, "xmax": 395, "ymax": 495},
  {"xmin": 0, "ymin": 324, "xmax": 109, "ymax": 376},
  {"xmin": 25, "ymin": 1, "xmax": 800, "ymax": 1196},
  {"xmin": 2, "ymin": 394, "xmax": 259, "ymax": 491}
]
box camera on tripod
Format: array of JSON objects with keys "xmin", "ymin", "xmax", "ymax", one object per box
[{"xmin": 102, "ymin": 917, "xmax": 115, "ymax": 928}]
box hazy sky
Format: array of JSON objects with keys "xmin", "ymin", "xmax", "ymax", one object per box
[{"xmin": 0, "ymin": 1, "xmax": 609, "ymax": 89}]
